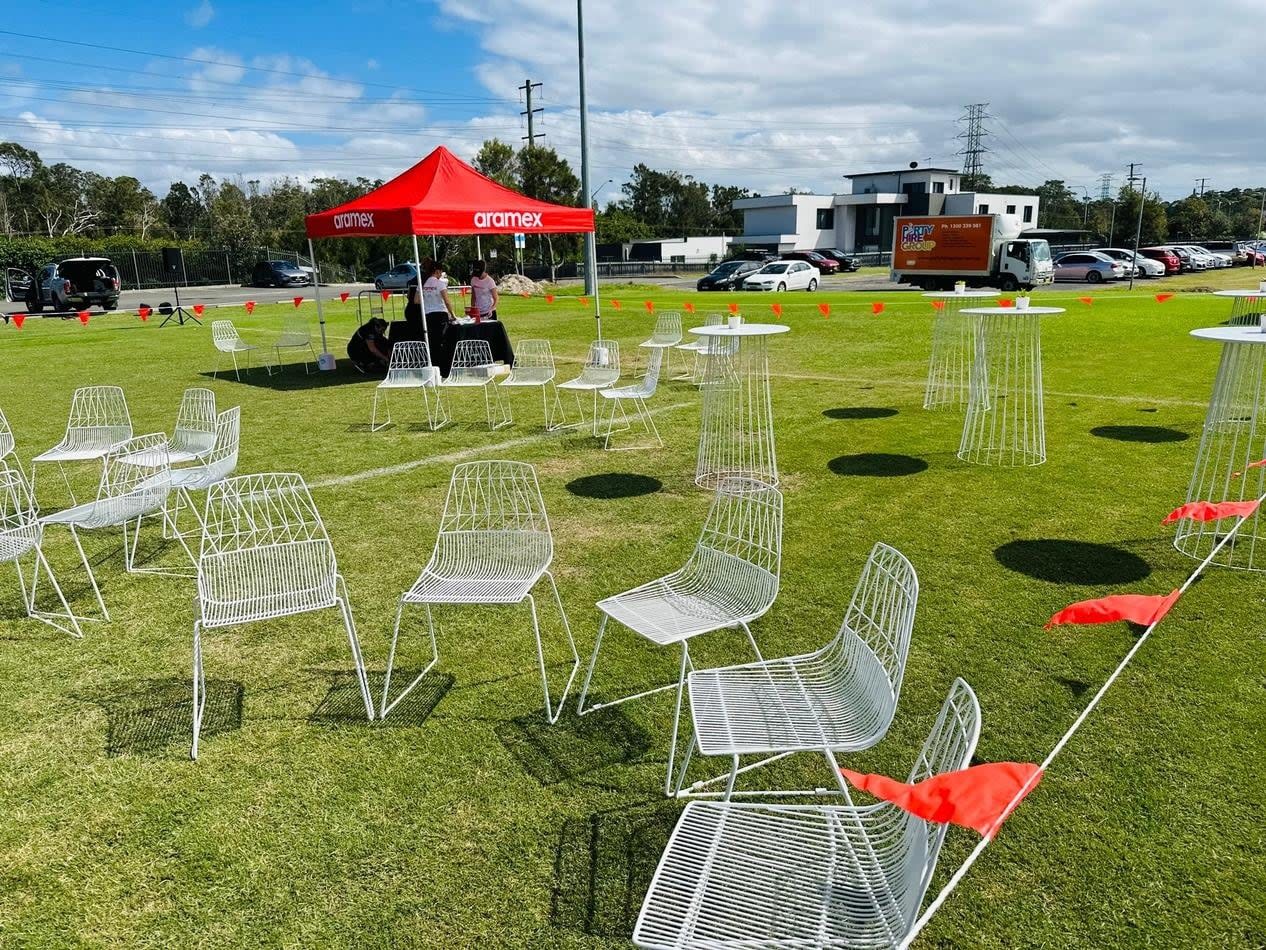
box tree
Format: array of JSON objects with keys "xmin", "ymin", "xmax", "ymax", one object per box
[
  {"xmin": 1115, "ymin": 186, "xmax": 1168, "ymax": 247},
  {"xmin": 472, "ymin": 139, "xmax": 517, "ymax": 188},
  {"xmin": 518, "ymin": 147, "xmax": 582, "ymax": 280},
  {"xmin": 162, "ymin": 182, "xmax": 205, "ymax": 239},
  {"xmin": 710, "ymin": 184, "xmax": 753, "ymax": 233},
  {"xmin": 1167, "ymin": 195, "xmax": 1214, "ymax": 241}
]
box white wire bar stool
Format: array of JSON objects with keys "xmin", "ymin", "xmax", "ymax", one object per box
[
  {"xmin": 212, "ymin": 320, "xmax": 273, "ymax": 381},
  {"xmin": 957, "ymin": 306, "xmax": 1063, "ymax": 467},
  {"xmin": 675, "ymin": 542, "xmax": 919, "ymax": 800},
  {"xmin": 922, "ymin": 291, "xmax": 997, "ymax": 410},
  {"xmin": 633, "ymin": 678, "xmax": 981, "ymax": 950},
  {"xmin": 1212, "ymin": 289, "xmax": 1266, "ymax": 327},
  {"xmin": 641, "ymin": 311, "xmax": 683, "ymax": 379},
  {"xmin": 168, "ymin": 407, "xmax": 241, "ymax": 538},
  {"xmin": 440, "ymin": 339, "xmax": 512, "ymax": 430},
  {"xmin": 0, "ymin": 463, "xmax": 84, "ymax": 638},
  {"xmin": 380, "ymin": 460, "xmax": 579, "ymax": 723},
  {"xmin": 499, "ymin": 339, "xmax": 567, "ymax": 431},
  {"xmin": 167, "ymin": 388, "xmax": 218, "ymax": 465},
  {"xmin": 40, "ymin": 432, "xmax": 175, "ymax": 621},
  {"xmin": 31, "ymin": 385, "xmax": 133, "ymax": 504},
  {"xmin": 273, "ymin": 313, "xmax": 319, "ymax": 373},
  {"xmin": 557, "ymin": 340, "xmax": 621, "ymax": 435},
  {"xmin": 192, "ymin": 472, "xmax": 375, "ymax": 758},
  {"xmin": 371, "ymin": 341, "xmax": 447, "ymax": 432},
  {"xmin": 601, "ymin": 346, "xmax": 664, "ymax": 451},
  {"xmin": 576, "ymin": 477, "xmax": 783, "ymax": 794},
  {"xmin": 1175, "ymin": 326, "xmax": 1266, "ymax": 571}
]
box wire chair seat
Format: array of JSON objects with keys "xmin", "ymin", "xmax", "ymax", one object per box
[
  {"xmin": 634, "ymin": 679, "xmax": 982, "ymax": 950},
  {"xmin": 40, "ymin": 472, "xmax": 171, "ymax": 529},
  {"xmin": 558, "ymin": 340, "xmax": 621, "ymax": 392},
  {"xmin": 170, "ymin": 410, "xmax": 240, "ymax": 491},
  {"xmin": 198, "ymin": 540, "xmax": 339, "ymax": 628},
  {"xmin": 167, "ymin": 388, "xmax": 218, "ymax": 465},
  {"xmin": 403, "ymin": 529, "xmax": 552, "ymax": 604}
]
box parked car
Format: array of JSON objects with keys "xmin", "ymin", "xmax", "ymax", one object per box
[
  {"xmin": 1158, "ymin": 245, "xmax": 1203, "ymax": 271},
  {"xmin": 818, "ymin": 248, "xmax": 860, "ymax": 271},
  {"xmin": 1200, "ymin": 241, "xmax": 1248, "ymax": 265},
  {"xmin": 781, "ymin": 250, "xmax": 838, "ymax": 274},
  {"xmin": 1175, "ymin": 245, "xmax": 1225, "ymax": 269},
  {"xmin": 251, "ymin": 260, "xmax": 311, "ymax": 288},
  {"xmin": 1189, "ymin": 245, "xmax": 1233, "ymax": 268},
  {"xmin": 6, "ymin": 267, "xmax": 32, "ymax": 302},
  {"xmin": 697, "ymin": 259, "xmax": 763, "ymax": 291},
  {"xmin": 1053, "ymin": 251, "xmax": 1124, "ymax": 283},
  {"xmin": 374, "ymin": 262, "xmax": 419, "ymax": 290},
  {"xmin": 1095, "ymin": 248, "xmax": 1165, "ymax": 278},
  {"xmin": 743, "ymin": 260, "xmax": 819, "ymax": 292},
  {"xmin": 21, "ymin": 257, "xmax": 122, "ymax": 312},
  {"xmin": 1138, "ymin": 247, "xmax": 1183, "ymax": 274}
]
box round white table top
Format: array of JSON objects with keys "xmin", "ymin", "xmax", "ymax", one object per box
[
  {"xmin": 1190, "ymin": 325, "xmax": 1266, "ymax": 344},
  {"xmin": 960, "ymin": 306, "xmax": 1065, "ymax": 316},
  {"xmin": 691, "ymin": 323, "xmax": 791, "ymax": 337},
  {"xmin": 1212, "ymin": 289, "xmax": 1266, "ymax": 298},
  {"xmin": 920, "ymin": 291, "xmax": 998, "ymax": 299}
]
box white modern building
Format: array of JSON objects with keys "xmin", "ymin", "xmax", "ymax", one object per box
[
  {"xmin": 600, "ymin": 235, "xmax": 734, "ymax": 264},
  {"xmin": 732, "ymin": 167, "xmax": 1040, "ymax": 255}
]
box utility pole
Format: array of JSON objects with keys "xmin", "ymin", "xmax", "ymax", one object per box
[
  {"xmin": 577, "ymin": 0, "xmax": 601, "ymax": 326},
  {"xmin": 519, "ymin": 79, "xmax": 544, "ymax": 148},
  {"xmin": 1194, "ymin": 177, "xmax": 1208, "ymax": 197},
  {"xmin": 956, "ymin": 103, "xmax": 990, "ymax": 189},
  {"xmin": 1130, "ymin": 175, "xmax": 1147, "ymax": 291},
  {"xmin": 1126, "ymin": 163, "xmax": 1141, "ymax": 193}
]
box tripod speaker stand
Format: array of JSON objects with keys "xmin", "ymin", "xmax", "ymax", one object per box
[{"xmin": 159, "ymin": 247, "xmax": 201, "ymax": 327}]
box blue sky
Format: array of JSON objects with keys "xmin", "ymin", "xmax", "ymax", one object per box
[{"xmin": 0, "ymin": 0, "xmax": 1261, "ymax": 202}]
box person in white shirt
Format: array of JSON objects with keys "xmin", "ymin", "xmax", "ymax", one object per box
[
  {"xmin": 470, "ymin": 260, "xmax": 499, "ymax": 321},
  {"xmin": 421, "ymin": 260, "xmax": 456, "ymax": 365}
]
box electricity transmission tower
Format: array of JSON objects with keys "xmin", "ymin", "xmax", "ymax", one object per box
[
  {"xmin": 957, "ymin": 103, "xmax": 991, "ymax": 189},
  {"xmin": 1099, "ymin": 174, "xmax": 1113, "ymax": 200}
]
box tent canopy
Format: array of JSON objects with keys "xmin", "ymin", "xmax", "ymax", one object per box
[{"xmin": 305, "ymin": 145, "xmax": 595, "ymax": 239}]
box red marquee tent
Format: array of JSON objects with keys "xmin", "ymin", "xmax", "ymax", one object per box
[{"xmin": 303, "ymin": 145, "xmax": 596, "ymax": 368}]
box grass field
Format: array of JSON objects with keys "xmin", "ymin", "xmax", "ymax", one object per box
[{"xmin": 1, "ymin": 281, "xmax": 1264, "ymax": 949}]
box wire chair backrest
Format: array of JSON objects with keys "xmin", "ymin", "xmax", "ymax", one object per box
[
  {"xmin": 201, "ymin": 407, "xmax": 241, "ymax": 484},
  {"xmin": 61, "ymin": 386, "xmax": 132, "ymax": 452},
  {"xmin": 197, "ymin": 473, "xmax": 337, "ymax": 627},
  {"xmin": 630, "ymin": 346, "xmax": 665, "ymax": 397},
  {"xmin": 505, "ymin": 339, "xmax": 556, "ymax": 385},
  {"xmin": 0, "ymin": 464, "xmax": 39, "ymax": 561},
  {"xmin": 73, "ymin": 433, "xmax": 171, "ymax": 529},
  {"xmin": 277, "ymin": 314, "xmax": 310, "ymax": 345},
  {"xmin": 435, "ymin": 460, "xmax": 552, "ymax": 571},
  {"xmin": 382, "ymin": 341, "xmax": 435, "ymax": 386},
  {"xmin": 211, "ymin": 320, "xmax": 244, "ymax": 352},
  {"xmin": 569, "ymin": 339, "xmax": 621, "ymax": 387},
  {"xmin": 682, "ymin": 477, "xmax": 782, "ymax": 618},
  {"xmin": 650, "ymin": 311, "xmax": 683, "ymax": 345},
  {"xmin": 447, "ymin": 339, "xmax": 495, "ymax": 384},
  {"xmin": 171, "ymin": 388, "xmax": 217, "ymax": 457},
  {"xmin": 0, "ymin": 407, "xmax": 14, "ymax": 460}
]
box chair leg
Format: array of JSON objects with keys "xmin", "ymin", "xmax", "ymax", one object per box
[
  {"xmin": 425, "ymin": 383, "xmax": 450, "ymax": 431},
  {"xmin": 191, "ymin": 620, "xmax": 206, "ymax": 760},
  {"xmin": 231, "ymin": 351, "xmax": 241, "ymax": 382},
  {"xmin": 576, "ymin": 613, "xmax": 690, "ymax": 717},
  {"xmin": 380, "ymin": 599, "xmax": 440, "ymax": 719},
  {"xmin": 636, "ymin": 397, "xmax": 663, "ymax": 448},
  {"xmin": 371, "ymin": 389, "xmax": 390, "ymax": 432},
  {"xmin": 664, "ymin": 642, "xmax": 692, "ymax": 795},
  {"xmin": 335, "ymin": 577, "xmax": 375, "ymax": 722},
  {"xmin": 306, "ymin": 343, "xmax": 317, "ymax": 375},
  {"xmin": 26, "ymin": 543, "xmax": 84, "ymax": 639},
  {"xmin": 530, "ymin": 571, "xmax": 580, "ymax": 724},
  {"xmin": 68, "ymin": 525, "xmax": 108, "ymax": 622},
  {"xmin": 542, "ymin": 382, "xmax": 566, "ymax": 432},
  {"xmin": 603, "ymin": 398, "xmax": 632, "ymax": 451}
]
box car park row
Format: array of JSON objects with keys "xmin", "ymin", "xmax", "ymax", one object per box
[{"xmin": 1054, "ymin": 241, "xmax": 1265, "ymax": 282}]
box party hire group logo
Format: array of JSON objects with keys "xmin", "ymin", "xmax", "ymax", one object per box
[{"xmin": 900, "ymin": 223, "xmax": 936, "ymax": 252}]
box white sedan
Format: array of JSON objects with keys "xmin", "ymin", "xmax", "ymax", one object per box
[
  {"xmin": 1097, "ymin": 248, "xmax": 1166, "ymax": 278},
  {"xmin": 743, "ymin": 260, "xmax": 818, "ymax": 292}
]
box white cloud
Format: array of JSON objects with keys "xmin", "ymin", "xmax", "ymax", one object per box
[
  {"xmin": 366, "ymin": 59, "xmax": 379, "ymax": 71},
  {"xmin": 185, "ymin": 0, "xmax": 215, "ymax": 29}
]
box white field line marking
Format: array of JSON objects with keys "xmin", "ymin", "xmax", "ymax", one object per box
[{"xmin": 311, "ymin": 400, "xmax": 694, "ymax": 489}]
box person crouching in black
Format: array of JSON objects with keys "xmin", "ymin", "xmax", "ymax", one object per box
[{"xmin": 348, "ymin": 317, "xmax": 392, "ymax": 373}]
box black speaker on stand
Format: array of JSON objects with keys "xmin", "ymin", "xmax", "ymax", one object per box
[{"xmin": 160, "ymin": 247, "xmax": 199, "ymax": 326}]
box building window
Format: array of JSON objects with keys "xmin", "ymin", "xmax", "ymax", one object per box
[
  {"xmin": 816, "ymin": 208, "xmax": 835, "ymax": 230},
  {"xmin": 1023, "ymin": 206, "xmax": 1034, "ymax": 223},
  {"xmin": 977, "ymin": 203, "xmax": 989, "ymax": 214},
  {"xmin": 932, "ymin": 181, "xmax": 945, "ymax": 194},
  {"xmin": 1006, "ymin": 204, "xmax": 1016, "ymax": 215}
]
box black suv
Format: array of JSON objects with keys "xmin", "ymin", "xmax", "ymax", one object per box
[
  {"xmin": 697, "ymin": 259, "xmax": 762, "ymax": 291},
  {"xmin": 819, "ymin": 249, "xmax": 859, "ymax": 271}
]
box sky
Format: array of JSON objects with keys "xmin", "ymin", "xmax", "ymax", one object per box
[{"xmin": 0, "ymin": 0, "xmax": 1260, "ymax": 207}]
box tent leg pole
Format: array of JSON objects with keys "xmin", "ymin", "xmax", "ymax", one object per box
[
  {"xmin": 310, "ymin": 238, "xmax": 335, "ymax": 371},
  {"xmin": 412, "ymin": 233, "xmax": 427, "ymax": 355}
]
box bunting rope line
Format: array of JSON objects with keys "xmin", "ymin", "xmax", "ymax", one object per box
[{"xmin": 897, "ymin": 493, "xmax": 1266, "ymax": 950}]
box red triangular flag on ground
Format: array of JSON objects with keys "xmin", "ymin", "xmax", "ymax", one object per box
[
  {"xmin": 998, "ymin": 299, "xmax": 1014, "ymax": 308},
  {"xmin": 339, "ymin": 291, "xmax": 350, "ymax": 303},
  {"xmin": 683, "ymin": 301, "xmax": 695, "ymax": 314},
  {"xmin": 293, "ymin": 296, "xmax": 303, "ymax": 308},
  {"xmin": 818, "ymin": 302, "xmax": 830, "ymax": 319},
  {"xmin": 728, "ymin": 302, "xmax": 739, "ymax": 315},
  {"xmin": 871, "ymin": 301, "xmax": 885, "ymax": 314},
  {"xmin": 931, "ymin": 300, "xmax": 946, "ymax": 311},
  {"xmin": 578, "ymin": 296, "xmax": 590, "ymax": 307},
  {"xmin": 193, "ymin": 303, "xmax": 205, "ymax": 316},
  {"xmin": 1232, "ymin": 459, "xmax": 1266, "ymax": 478},
  {"xmin": 12, "ymin": 313, "xmax": 25, "ymax": 329},
  {"xmin": 1078, "ymin": 296, "xmax": 1093, "ymax": 306},
  {"xmin": 840, "ymin": 762, "xmax": 1043, "ymax": 838},
  {"xmin": 545, "ymin": 294, "xmax": 555, "ymax": 304},
  {"xmin": 244, "ymin": 300, "xmax": 256, "ymax": 314},
  {"xmin": 611, "ymin": 299, "xmax": 622, "ymax": 310},
  {"xmin": 770, "ymin": 302, "xmax": 783, "ymax": 318},
  {"xmin": 1045, "ymin": 590, "xmax": 1182, "ymax": 629},
  {"xmin": 138, "ymin": 306, "xmax": 151, "ymax": 320},
  {"xmin": 1155, "ymin": 293, "xmax": 1174, "ymax": 303},
  {"xmin": 78, "ymin": 310, "xmax": 90, "ymax": 324},
  {"xmin": 644, "ymin": 300, "xmax": 655, "ymax": 313},
  {"xmin": 1162, "ymin": 500, "xmax": 1260, "ymax": 524},
  {"xmin": 380, "ymin": 290, "xmax": 391, "ymax": 301}
]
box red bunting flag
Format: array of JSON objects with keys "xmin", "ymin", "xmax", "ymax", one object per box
[
  {"xmin": 12, "ymin": 313, "xmax": 25, "ymax": 329},
  {"xmin": 644, "ymin": 300, "xmax": 655, "ymax": 313},
  {"xmin": 292, "ymin": 296, "xmax": 304, "ymax": 308},
  {"xmin": 1162, "ymin": 500, "xmax": 1260, "ymax": 524},
  {"xmin": 193, "ymin": 303, "xmax": 205, "ymax": 316},
  {"xmin": 578, "ymin": 296, "xmax": 590, "ymax": 307},
  {"xmin": 1078, "ymin": 296, "xmax": 1094, "ymax": 306},
  {"xmin": 244, "ymin": 300, "xmax": 256, "ymax": 314},
  {"xmin": 137, "ymin": 306, "xmax": 151, "ymax": 321},
  {"xmin": 520, "ymin": 291, "xmax": 530, "ymax": 298},
  {"xmin": 998, "ymin": 299, "xmax": 1014, "ymax": 308},
  {"xmin": 545, "ymin": 294, "xmax": 555, "ymax": 304},
  {"xmin": 871, "ymin": 301, "xmax": 885, "ymax": 315},
  {"xmin": 611, "ymin": 299, "xmax": 622, "ymax": 310},
  {"xmin": 1045, "ymin": 590, "xmax": 1181, "ymax": 630},
  {"xmin": 380, "ymin": 290, "xmax": 391, "ymax": 301},
  {"xmin": 840, "ymin": 762, "xmax": 1043, "ymax": 838},
  {"xmin": 770, "ymin": 302, "xmax": 783, "ymax": 318},
  {"xmin": 460, "ymin": 286, "xmax": 468, "ymax": 297},
  {"xmin": 1155, "ymin": 293, "xmax": 1174, "ymax": 303},
  {"xmin": 728, "ymin": 302, "xmax": 739, "ymax": 315},
  {"xmin": 77, "ymin": 310, "xmax": 90, "ymax": 325},
  {"xmin": 931, "ymin": 300, "xmax": 946, "ymax": 311},
  {"xmin": 1232, "ymin": 459, "xmax": 1266, "ymax": 478},
  {"xmin": 683, "ymin": 301, "xmax": 695, "ymax": 314},
  {"xmin": 818, "ymin": 302, "xmax": 831, "ymax": 319},
  {"xmin": 339, "ymin": 291, "xmax": 350, "ymax": 303}
]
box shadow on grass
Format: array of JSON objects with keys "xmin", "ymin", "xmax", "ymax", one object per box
[
  {"xmin": 1055, "ymin": 676, "xmax": 1092, "ymax": 698},
  {"xmin": 309, "ymin": 670, "xmax": 454, "ymax": 728},
  {"xmin": 551, "ymin": 800, "xmax": 682, "ymax": 939},
  {"xmin": 822, "ymin": 407, "xmax": 899, "ymax": 420},
  {"xmin": 198, "ymin": 367, "xmax": 373, "ymax": 391},
  {"xmin": 566, "ymin": 473, "xmax": 663, "ymax": 499},
  {"xmin": 87, "ymin": 677, "xmax": 242, "ymax": 757},
  {"xmin": 829, "ymin": 453, "xmax": 928, "ymax": 477},
  {"xmin": 1091, "ymin": 425, "xmax": 1189, "ymax": 444},
  {"xmin": 995, "ymin": 539, "xmax": 1151, "ymax": 585},
  {"xmin": 495, "ymin": 702, "xmax": 651, "ymax": 786}
]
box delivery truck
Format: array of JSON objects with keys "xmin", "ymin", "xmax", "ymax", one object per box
[{"xmin": 890, "ymin": 214, "xmax": 1054, "ymax": 292}]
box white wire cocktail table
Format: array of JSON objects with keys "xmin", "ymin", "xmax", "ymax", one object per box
[
  {"xmin": 1175, "ymin": 325, "xmax": 1266, "ymax": 571},
  {"xmin": 958, "ymin": 306, "xmax": 1064, "ymax": 467},
  {"xmin": 1212, "ymin": 289, "xmax": 1266, "ymax": 327},
  {"xmin": 922, "ymin": 291, "xmax": 997, "ymax": 410},
  {"xmin": 692, "ymin": 323, "xmax": 790, "ymax": 490}
]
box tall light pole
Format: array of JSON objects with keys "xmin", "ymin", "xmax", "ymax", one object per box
[
  {"xmin": 577, "ymin": 0, "xmax": 602, "ymax": 337},
  {"xmin": 1129, "ymin": 176, "xmax": 1147, "ymax": 291},
  {"xmin": 591, "ymin": 178, "xmax": 614, "ymax": 203}
]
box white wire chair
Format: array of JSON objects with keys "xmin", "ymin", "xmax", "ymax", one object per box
[
  {"xmin": 40, "ymin": 432, "xmax": 175, "ymax": 620},
  {"xmin": 500, "ymin": 339, "xmax": 567, "ymax": 431},
  {"xmin": 381, "ymin": 460, "xmax": 579, "ymax": 724},
  {"xmin": 440, "ymin": 339, "xmax": 512, "ymax": 430},
  {"xmin": 600, "ymin": 346, "xmax": 664, "ymax": 451},
  {"xmin": 641, "ymin": 311, "xmax": 684, "ymax": 379},
  {"xmin": 557, "ymin": 339, "xmax": 621, "ymax": 435},
  {"xmin": 576, "ymin": 477, "xmax": 783, "ymax": 793},
  {"xmin": 168, "ymin": 407, "xmax": 241, "ymax": 537},
  {"xmin": 31, "ymin": 386, "xmax": 133, "ymax": 505},
  {"xmin": 167, "ymin": 388, "xmax": 218, "ymax": 465},
  {"xmin": 371, "ymin": 341, "xmax": 447, "ymax": 432},
  {"xmin": 0, "ymin": 406, "xmax": 16, "ymax": 469},
  {"xmin": 212, "ymin": 320, "xmax": 273, "ymax": 381},
  {"xmin": 675, "ymin": 542, "xmax": 919, "ymax": 799},
  {"xmin": 274, "ymin": 313, "xmax": 318, "ymax": 374},
  {"xmin": 192, "ymin": 472, "xmax": 375, "ymax": 758},
  {"xmin": 633, "ymin": 678, "xmax": 981, "ymax": 950},
  {"xmin": 0, "ymin": 463, "xmax": 83, "ymax": 638},
  {"xmin": 674, "ymin": 313, "xmax": 723, "ymax": 382}
]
